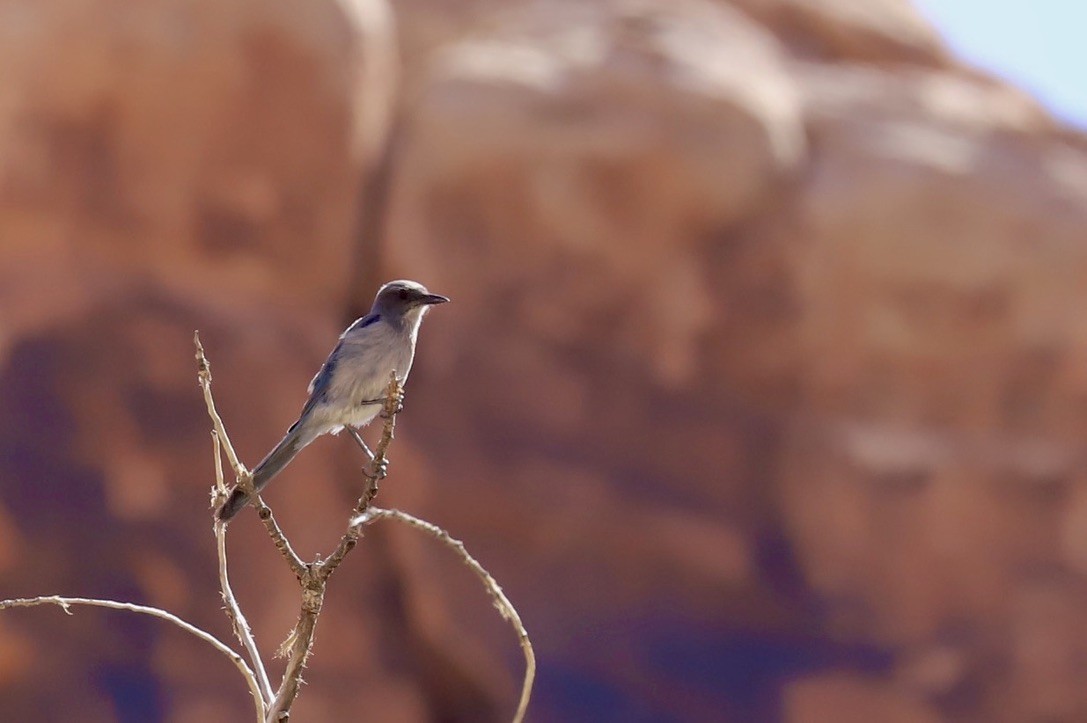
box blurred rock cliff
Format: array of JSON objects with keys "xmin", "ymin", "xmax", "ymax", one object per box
[{"xmin": 1, "ymin": 0, "xmax": 1086, "ymax": 721}]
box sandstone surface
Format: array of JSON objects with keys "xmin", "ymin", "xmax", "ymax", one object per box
[{"xmin": 1, "ymin": 0, "xmax": 1086, "ymax": 721}]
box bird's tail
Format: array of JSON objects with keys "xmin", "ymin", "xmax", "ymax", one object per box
[{"xmin": 217, "ymin": 426, "xmax": 307, "ymax": 521}]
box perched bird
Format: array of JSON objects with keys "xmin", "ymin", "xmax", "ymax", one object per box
[{"xmin": 217, "ymin": 279, "xmax": 449, "ymax": 521}]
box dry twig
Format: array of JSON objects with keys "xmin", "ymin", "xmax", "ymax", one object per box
[
  {"xmin": 196, "ymin": 334, "xmax": 416, "ymax": 721},
  {"xmin": 0, "ymin": 595, "xmax": 266, "ymax": 723},
  {"xmin": 213, "ymin": 432, "xmax": 275, "ymax": 705},
  {"xmin": 253, "ymin": 501, "xmax": 307, "ymax": 580},
  {"xmin": 194, "ymin": 332, "xmax": 246, "ymax": 479},
  {"xmin": 319, "ymin": 374, "xmax": 403, "ymax": 581},
  {"xmin": 195, "ymin": 332, "xmax": 305, "ymax": 577},
  {"xmin": 195, "ymin": 334, "xmax": 534, "ymax": 721},
  {"xmin": 353, "ymin": 508, "xmax": 536, "ymax": 723},
  {"xmin": 265, "ymin": 374, "xmax": 403, "ymax": 721},
  {"xmin": 0, "ymin": 331, "xmax": 534, "ymax": 722}
]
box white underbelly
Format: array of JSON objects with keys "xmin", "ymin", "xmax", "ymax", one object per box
[
  {"xmin": 340, "ymin": 403, "xmax": 382, "ymax": 429},
  {"xmin": 314, "ymin": 318, "xmax": 417, "ymax": 433}
]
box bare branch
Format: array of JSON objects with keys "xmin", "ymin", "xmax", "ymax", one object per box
[
  {"xmin": 318, "ymin": 373, "xmax": 403, "ymax": 582},
  {"xmin": 253, "ymin": 501, "xmax": 308, "ymax": 579},
  {"xmin": 194, "ymin": 331, "xmax": 247, "ymax": 479},
  {"xmin": 263, "ymin": 378, "xmax": 404, "ymax": 717},
  {"xmin": 212, "ymin": 431, "xmax": 229, "ymax": 495},
  {"xmin": 266, "ymin": 376, "xmax": 403, "ymax": 720},
  {"xmin": 217, "ymin": 523, "xmax": 275, "ymax": 705},
  {"xmin": 193, "ymin": 340, "xmax": 531, "ymax": 721},
  {"xmin": 265, "ymin": 574, "xmax": 324, "ymax": 722},
  {"xmin": 212, "ymin": 432, "xmax": 274, "ymax": 703},
  {"xmin": 197, "ymin": 333, "xmax": 304, "ymax": 577},
  {"xmin": 354, "ymin": 508, "xmax": 536, "ymax": 723},
  {"xmin": 0, "ymin": 595, "xmax": 266, "ymax": 723}
]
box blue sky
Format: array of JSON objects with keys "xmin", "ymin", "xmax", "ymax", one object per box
[{"xmin": 913, "ymin": 0, "xmax": 1086, "ymax": 129}]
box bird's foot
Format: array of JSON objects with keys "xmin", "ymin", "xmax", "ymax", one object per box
[
  {"xmin": 369, "ymin": 457, "xmax": 389, "ymax": 479},
  {"xmin": 381, "ymin": 388, "xmax": 405, "ymax": 418}
]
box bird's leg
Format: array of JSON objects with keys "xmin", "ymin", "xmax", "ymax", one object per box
[
  {"xmin": 347, "ymin": 427, "xmax": 388, "ymax": 478},
  {"xmin": 346, "ymin": 428, "xmax": 375, "ymax": 462}
]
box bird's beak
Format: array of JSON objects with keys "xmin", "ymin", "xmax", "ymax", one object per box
[{"xmin": 420, "ymin": 293, "xmax": 450, "ymax": 305}]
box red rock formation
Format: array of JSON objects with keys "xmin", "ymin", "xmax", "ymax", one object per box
[{"xmin": 2, "ymin": 0, "xmax": 1087, "ymax": 721}]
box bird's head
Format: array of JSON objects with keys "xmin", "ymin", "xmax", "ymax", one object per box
[{"xmin": 372, "ymin": 280, "xmax": 450, "ymax": 323}]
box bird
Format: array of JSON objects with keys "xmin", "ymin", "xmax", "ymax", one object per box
[{"xmin": 217, "ymin": 279, "xmax": 449, "ymax": 521}]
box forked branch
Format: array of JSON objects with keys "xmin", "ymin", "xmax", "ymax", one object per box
[
  {"xmin": 212, "ymin": 432, "xmax": 275, "ymax": 705},
  {"xmin": 194, "ymin": 333, "xmax": 532, "ymax": 722},
  {"xmin": 265, "ymin": 374, "xmax": 404, "ymax": 721},
  {"xmin": 0, "ymin": 333, "xmax": 533, "ymax": 723}
]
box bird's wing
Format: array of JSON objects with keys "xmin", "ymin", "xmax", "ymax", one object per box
[
  {"xmin": 344, "ymin": 312, "xmax": 381, "ymax": 336},
  {"xmin": 306, "ymin": 340, "xmax": 341, "ymax": 397},
  {"xmin": 288, "ymin": 359, "xmax": 336, "ymax": 434},
  {"xmin": 289, "ymin": 313, "xmax": 381, "ymax": 432}
]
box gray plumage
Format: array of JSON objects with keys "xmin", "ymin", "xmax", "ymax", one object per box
[{"xmin": 217, "ymin": 280, "xmax": 449, "ymax": 521}]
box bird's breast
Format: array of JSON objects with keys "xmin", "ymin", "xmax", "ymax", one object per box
[{"xmin": 327, "ymin": 323, "xmax": 416, "ymax": 420}]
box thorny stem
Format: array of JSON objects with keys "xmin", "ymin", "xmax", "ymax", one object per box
[
  {"xmin": 354, "ymin": 508, "xmax": 536, "ymax": 723},
  {"xmin": 214, "ymin": 433, "xmax": 275, "ymax": 705},
  {"xmin": 197, "ymin": 333, "xmax": 304, "ymax": 577},
  {"xmin": 198, "ymin": 336, "xmax": 404, "ymax": 721},
  {"xmin": 264, "ymin": 375, "xmax": 403, "ymax": 721},
  {"xmin": 0, "ymin": 596, "xmax": 266, "ymax": 723},
  {"xmin": 217, "ymin": 518, "xmax": 275, "ymax": 705},
  {"xmin": 318, "ymin": 374, "xmax": 402, "ymax": 582},
  {"xmin": 0, "ymin": 333, "xmax": 534, "ymax": 723},
  {"xmin": 194, "ymin": 332, "xmax": 246, "ymax": 479},
  {"xmin": 264, "ymin": 571, "xmax": 324, "ymax": 722},
  {"xmin": 254, "ymin": 500, "xmax": 307, "ymax": 579},
  {"xmin": 195, "ymin": 337, "xmax": 533, "ymax": 722}
]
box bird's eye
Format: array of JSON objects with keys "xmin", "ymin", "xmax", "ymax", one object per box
[{"xmin": 398, "ymin": 289, "xmax": 410, "ymax": 301}]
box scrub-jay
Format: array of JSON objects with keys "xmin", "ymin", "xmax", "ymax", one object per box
[{"xmin": 217, "ymin": 279, "xmax": 449, "ymax": 520}]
